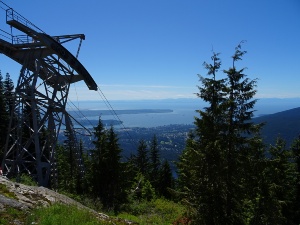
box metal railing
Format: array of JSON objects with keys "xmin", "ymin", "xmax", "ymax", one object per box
[
  {"xmin": 12, "ymin": 34, "xmax": 33, "ymax": 44},
  {"xmin": 0, "ymin": 28, "xmax": 33, "ymax": 44},
  {"xmin": 0, "ymin": 1, "xmax": 41, "ymax": 44},
  {"xmin": 6, "ymin": 8, "xmax": 45, "ymax": 34}
]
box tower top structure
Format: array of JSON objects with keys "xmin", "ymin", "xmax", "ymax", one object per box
[
  {"xmin": 0, "ymin": 1, "xmax": 97, "ymax": 91},
  {"xmin": 0, "ymin": 1, "xmax": 96, "ymax": 186}
]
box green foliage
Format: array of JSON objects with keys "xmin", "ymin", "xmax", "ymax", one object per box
[
  {"xmin": 118, "ymin": 198, "xmax": 186, "ymax": 225},
  {"xmin": 19, "ymin": 173, "xmax": 38, "ymax": 186},
  {"xmin": 27, "ymin": 203, "xmax": 125, "ymax": 225},
  {"xmin": 157, "ymin": 159, "xmax": 174, "ymax": 199},
  {"xmin": 0, "ymin": 207, "xmax": 26, "ymax": 225},
  {"xmin": 249, "ymin": 138, "xmax": 297, "ymax": 224},
  {"xmin": 0, "ymin": 183, "xmax": 17, "ymax": 199},
  {"xmin": 0, "ymin": 70, "xmax": 11, "ymax": 163},
  {"xmin": 141, "ymin": 179, "xmax": 156, "ymax": 201},
  {"xmin": 177, "ymin": 42, "xmax": 300, "ymax": 224},
  {"xmin": 130, "ymin": 136, "xmax": 175, "ymax": 200},
  {"xmin": 10, "ymin": 173, "xmax": 38, "ymax": 186},
  {"xmin": 291, "ymin": 138, "xmax": 300, "ymax": 223},
  {"xmin": 136, "ymin": 139, "xmax": 149, "ymax": 176},
  {"xmin": 4, "ymin": 72, "xmax": 14, "ymax": 114},
  {"xmin": 149, "ymin": 134, "xmax": 160, "ymax": 188},
  {"xmin": 88, "ymin": 121, "xmax": 127, "ymax": 210},
  {"xmin": 130, "ymin": 173, "xmax": 156, "ymax": 201},
  {"xmin": 55, "ymin": 142, "xmax": 84, "ymax": 194},
  {"xmin": 177, "ymin": 43, "xmax": 267, "ymax": 224}
]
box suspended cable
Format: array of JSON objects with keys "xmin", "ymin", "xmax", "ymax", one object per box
[
  {"xmin": 66, "ymin": 98, "xmax": 95, "ymax": 132},
  {"xmin": 66, "ymin": 86, "xmax": 139, "ymax": 151},
  {"xmin": 96, "ymin": 85, "xmax": 139, "ymax": 149}
]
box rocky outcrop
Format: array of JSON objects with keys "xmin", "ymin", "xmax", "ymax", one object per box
[
  {"xmin": 0, "ymin": 176, "xmax": 132, "ymax": 223},
  {"xmin": 0, "ymin": 176, "xmax": 95, "ymax": 209}
]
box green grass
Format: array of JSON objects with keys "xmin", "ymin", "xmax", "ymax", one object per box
[
  {"xmin": 11, "ymin": 173, "xmax": 38, "ymax": 186},
  {"xmin": 0, "ymin": 183, "xmax": 17, "ymax": 199},
  {"xmin": 117, "ymin": 198, "xmax": 187, "ymax": 225},
  {"xmin": 26, "ymin": 199, "xmax": 186, "ymax": 225},
  {"xmin": 0, "ymin": 181, "xmax": 187, "ymax": 225},
  {"xmin": 0, "ymin": 207, "xmax": 27, "ymax": 225},
  {"xmin": 26, "ymin": 203, "xmax": 128, "ymax": 225}
]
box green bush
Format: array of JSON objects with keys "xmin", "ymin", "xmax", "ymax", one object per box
[
  {"xmin": 11, "ymin": 173, "xmax": 38, "ymax": 186},
  {"xmin": 118, "ymin": 198, "xmax": 187, "ymax": 225},
  {"xmin": 130, "ymin": 173, "xmax": 156, "ymax": 201}
]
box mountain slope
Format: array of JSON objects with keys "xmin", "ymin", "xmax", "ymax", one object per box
[{"xmin": 253, "ymin": 107, "xmax": 300, "ymax": 146}]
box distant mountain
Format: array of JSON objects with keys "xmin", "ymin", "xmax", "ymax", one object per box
[{"xmin": 253, "ymin": 107, "xmax": 300, "ymax": 147}]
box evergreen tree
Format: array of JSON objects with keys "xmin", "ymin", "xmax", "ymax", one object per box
[
  {"xmin": 291, "ymin": 137, "xmax": 300, "ymax": 224},
  {"xmin": 61, "ymin": 128, "xmax": 81, "ymax": 193},
  {"xmin": 56, "ymin": 143, "xmax": 71, "ymax": 192},
  {"xmin": 124, "ymin": 152, "xmax": 139, "ymax": 189},
  {"xmin": 251, "ymin": 138, "xmax": 296, "ymax": 224},
  {"xmin": 0, "ymin": 70, "xmax": 8, "ymax": 162},
  {"xmin": 178, "ymin": 51, "xmax": 228, "ymax": 223},
  {"xmin": 177, "ymin": 43, "xmax": 263, "ymax": 224},
  {"xmin": 4, "ymin": 72, "xmax": 14, "ymax": 115},
  {"xmin": 239, "ymin": 132, "xmax": 266, "ymax": 224},
  {"xmin": 90, "ymin": 118, "xmax": 107, "ymax": 200},
  {"xmin": 56, "ymin": 138, "xmax": 85, "ymax": 193},
  {"xmin": 135, "ymin": 139, "xmax": 149, "ymax": 176},
  {"xmin": 103, "ymin": 126, "xmax": 126, "ymax": 209},
  {"xmin": 158, "ymin": 159, "xmax": 174, "ymax": 199},
  {"xmin": 176, "ymin": 131, "xmax": 198, "ymax": 203},
  {"xmin": 222, "ymin": 42, "xmax": 261, "ymax": 223},
  {"xmin": 149, "ymin": 135, "xmax": 160, "ymax": 190},
  {"xmin": 131, "ymin": 172, "xmax": 156, "ymax": 201},
  {"xmin": 3, "ymin": 72, "xmax": 16, "ymax": 156},
  {"xmin": 89, "ymin": 119, "xmax": 126, "ymax": 210}
]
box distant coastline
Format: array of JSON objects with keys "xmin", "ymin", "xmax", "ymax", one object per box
[
  {"xmin": 69, "ymin": 109, "xmax": 173, "ymax": 117},
  {"xmin": 70, "ymin": 109, "xmax": 174, "ymax": 128}
]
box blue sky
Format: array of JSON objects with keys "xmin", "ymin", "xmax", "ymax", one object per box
[{"xmin": 0, "ymin": 0, "xmax": 299, "ymax": 101}]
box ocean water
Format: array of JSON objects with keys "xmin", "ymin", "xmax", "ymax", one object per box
[
  {"xmin": 66, "ymin": 98, "xmax": 300, "ymax": 128},
  {"xmin": 68, "ymin": 99, "xmax": 200, "ymax": 128}
]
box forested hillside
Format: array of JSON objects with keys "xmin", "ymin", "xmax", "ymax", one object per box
[{"xmin": 253, "ymin": 107, "xmax": 300, "ymax": 146}]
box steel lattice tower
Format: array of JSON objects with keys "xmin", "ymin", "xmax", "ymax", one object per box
[{"xmin": 0, "ymin": 2, "xmax": 97, "ymax": 186}]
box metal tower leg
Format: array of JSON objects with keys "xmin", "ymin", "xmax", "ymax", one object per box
[{"xmin": 2, "ymin": 57, "xmax": 77, "ymax": 186}]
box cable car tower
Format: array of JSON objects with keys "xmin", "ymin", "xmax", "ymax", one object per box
[{"xmin": 0, "ymin": 2, "xmax": 97, "ymax": 186}]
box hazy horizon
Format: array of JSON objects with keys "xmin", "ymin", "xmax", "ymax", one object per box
[{"xmin": 66, "ymin": 97, "xmax": 300, "ymax": 128}]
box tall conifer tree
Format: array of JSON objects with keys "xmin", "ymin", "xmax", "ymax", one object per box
[
  {"xmin": 158, "ymin": 159, "xmax": 174, "ymax": 199},
  {"xmin": 149, "ymin": 135, "xmax": 160, "ymax": 189},
  {"xmin": 89, "ymin": 119, "xmax": 126, "ymax": 210},
  {"xmin": 251, "ymin": 138, "xmax": 296, "ymax": 224},
  {"xmin": 291, "ymin": 138, "xmax": 300, "ymax": 224},
  {"xmin": 103, "ymin": 126, "xmax": 126, "ymax": 209},
  {"xmin": 222, "ymin": 43, "xmax": 261, "ymax": 223},
  {"xmin": 90, "ymin": 118, "xmax": 107, "ymax": 199},
  {"xmin": 4, "ymin": 72, "xmax": 14, "ymax": 115},
  {"xmin": 136, "ymin": 139, "xmax": 149, "ymax": 176},
  {"xmin": 0, "ymin": 70, "xmax": 8, "ymax": 162},
  {"xmin": 178, "ymin": 51, "xmax": 228, "ymax": 223},
  {"xmin": 178, "ymin": 43, "xmax": 263, "ymax": 224}
]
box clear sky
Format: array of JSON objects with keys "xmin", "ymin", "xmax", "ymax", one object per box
[{"xmin": 0, "ymin": 0, "xmax": 299, "ymax": 101}]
